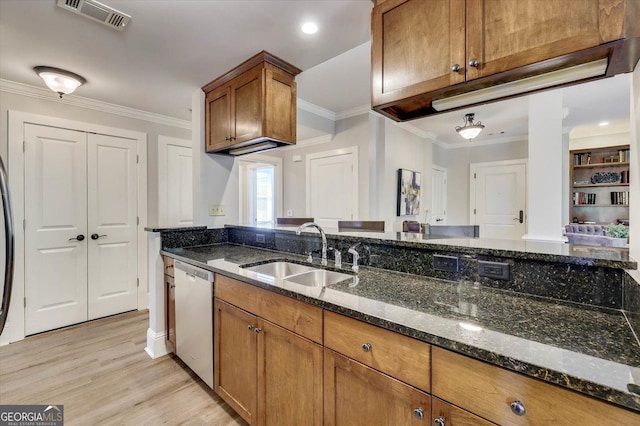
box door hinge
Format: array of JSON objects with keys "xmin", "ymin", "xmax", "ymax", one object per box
[
  {"xmin": 137, "ymin": 278, "xmax": 139, "ymax": 288},
  {"xmin": 24, "ymin": 297, "xmax": 26, "ymax": 308},
  {"xmin": 473, "ymin": 208, "xmax": 476, "ymax": 215},
  {"xmin": 23, "ymin": 141, "xmax": 26, "ymax": 152},
  {"xmin": 137, "ymin": 216, "xmax": 140, "ymax": 225},
  {"xmin": 23, "ymin": 219, "xmax": 26, "ymax": 230},
  {"xmin": 136, "ymin": 154, "xmax": 139, "ymax": 164},
  {"xmin": 473, "ymin": 172, "xmax": 476, "ymax": 179}
]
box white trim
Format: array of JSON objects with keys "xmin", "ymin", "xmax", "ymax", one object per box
[
  {"xmin": 297, "ymin": 98, "xmax": 336, "ymax": 121},
  {"xmin": 2, "ymin": 110, "xmax": 148, "ymax": 345},
  {"xmin": 237, "ymin": 154, "xmax": 284, "ymax": 224},
  {"xmin": 469, "ymin": 158, "xmax": 528, "ymax": 227},
  {"xmin": 145, "ymin": 327, "xmax": 169, "ymax": 359},
  {"xmin": 444, "ymin": 134, "xmax": 528, "ymax": 150},
  {"xmin": 431, "ymin": 165, "xmax": 448, "ymax": 224},
  {"xmin": 392, "ymin": 121, "xmax": 438, "ymax": 140},
  {"xmin": 0, "ymin": 79, "xmax": 191, "ymax": 130},
  {"xmin": 279, "ymin": 134, "xmax": 332, "ymax": 151},
  {"xmin": 305, "ymin": 146, "xmax": 359, "ymax": 220},
  {"xmin": 335, "ymin": 104, "xmax": 371, "ymax": 121},
  {"xmin": 158, "ymin": 135, "xmax": 192, "ymax": 226}
]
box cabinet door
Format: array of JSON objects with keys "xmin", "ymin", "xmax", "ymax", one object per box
[
  {"xmin": 324, "ymin": 349, "xmax": 430, "ymax": 426},
  {"xmin": 264, "ymin": 69, "xmax": 296, "ymax": 143},
  {"xmin": 256, "ymin": 319, "xmax": 323, "ymax": 426},
  {"xmin": 232, "ymin": 66, "xmax": 263, "ymax": 145},
  {"xmin": 466, "ymin": 0, "xmax": 614, "ymax": 80},
  {"xmin": 214, "ymin": 299, "xmax": 257, "ymax": 425},
  {"xmin": 165, "ymin": 275, "xmax": 176, "ymax": 353},
  {"xmin": 205, "ymin": 86, "xmax": 232, "ymax": 152},
  {"xmin": 371, "ymin": 0, "xmax": 465, "ymax": 107},
  {"xmin": 432, "ymin": 397, "xmax": 495, "ymax": 426}
]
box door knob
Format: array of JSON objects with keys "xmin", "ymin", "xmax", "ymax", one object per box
[
  {"xmin": 69, "ymin": 234, "xmax": 85, "ymax": 242},
  {"xmin": 91, "ymin": 234, "xmax": 107, "ymax": 240}
]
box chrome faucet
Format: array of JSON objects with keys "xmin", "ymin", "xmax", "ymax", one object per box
[
  {"xmin": 348, "ymin": 244, "xmax": 360, "ymax": 272},
  {"xmin": 296, "ymin": 222, "xmax": 328, "ymax": 266}
]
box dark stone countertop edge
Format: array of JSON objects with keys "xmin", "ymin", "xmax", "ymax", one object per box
[
  {"xmin": 144, "ymin": 226, "xmax": 208, "ymax": 232},
  {"xmin": 161, "ymin": 245, "xmax": 640, "ymax": 413},
  {"xmin": 225, "ymin": 225, "xmax": 637, "ymax": 270}
]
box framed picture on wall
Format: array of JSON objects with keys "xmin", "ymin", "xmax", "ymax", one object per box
[{"xmin": 397, "ymin": 169, "xmax": 421, "ymax": 216}]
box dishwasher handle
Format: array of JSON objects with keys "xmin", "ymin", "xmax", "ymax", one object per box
[{"xmin": 174, "ymin": 260, "xmax": 213, "ymax": 281}]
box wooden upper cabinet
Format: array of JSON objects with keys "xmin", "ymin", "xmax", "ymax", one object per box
[
  {"xmin": 202, "ymin": 51, "xmax": 301, "ymax": 155},
  {"xmin": 372, "ymin": 0, "xmax": 640, "ymax": 120},
  {"xmin": 372, "ymin": 0, "xmax": 465, "ymax": 107}
]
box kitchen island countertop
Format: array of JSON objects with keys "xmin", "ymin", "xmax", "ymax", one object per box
[{"xmin": 162, "ymin": 243, "xmax": 640, "ymax": 413}]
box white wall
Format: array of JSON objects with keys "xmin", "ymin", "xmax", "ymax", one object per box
[
  {"xmin": 630, "ymin": 62, "xmax": 640, "ymax": 266},
  {"xmin": 569, "ymin": 132, "xmax": 630, "ymax": 151},
  {"xmin": 0, "ymin": 88, "xmax": 191, "ymax": 226},
  {"xmin": 438, "ymin": 140, "xmax": 528, "ymax": 225}
]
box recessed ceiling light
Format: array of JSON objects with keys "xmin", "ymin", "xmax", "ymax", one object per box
[
  {"xmin": 301, "ymin": 22, "xmax": 318, "ymax": 34},
  {"xmin": 598, "ymin": 121, "xmax": 609, "ymax": 126}
]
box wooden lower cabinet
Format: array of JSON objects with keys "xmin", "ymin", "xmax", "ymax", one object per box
[
  {"xmin": 431, "ymin": 397, "xmax": 494, "ymax": 426},
  {"xmin": 214, "ymin": 298, "xmax": 322, "ymax": 426},
  {"xmin": 324, "ymin": 348, "xmax": 430, "ymax": 426},
  {"xmin": 164, "ymin": 275, "xmax": 176, "ymax": 353}
]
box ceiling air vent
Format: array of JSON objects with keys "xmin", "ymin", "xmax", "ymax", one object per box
[{"xmin": 56, "ymin": 0, "xmax": 131, "ymax": 31}]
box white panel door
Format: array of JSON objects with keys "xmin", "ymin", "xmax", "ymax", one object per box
[
  {"xmin": 431, "ymin": 167, "xmax": 447, "ymax": 224},
  {"xmin": 167, "ymin": 144, "xmax": 193, "ymax": 226},
  {"xmin": 308, "ymin": 152, "xmax": 356, "ymax": 229},
  {"xmin": 24, "ymin": 124, "xmax": 88, "ymax": 335},
  {"xmin": 87, "ymin": 133, "xmax": 138, "ymax": 320},
  {"xmin": 473, "ymin": 163, "xmax": 526, "ymax": 239}
]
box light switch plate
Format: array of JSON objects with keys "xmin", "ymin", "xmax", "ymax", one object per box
[
  {"xmin": 286, "ymin": 210, "xmax": 293, "ymax": 217},
  {"xmin": 209, "ymin": 204, "xmax": 225, "ymax": 216}
]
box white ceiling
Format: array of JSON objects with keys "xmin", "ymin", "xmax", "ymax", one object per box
[{"xmin": 0, "ymin": 1, "xmax": 632, "ymax": 145}]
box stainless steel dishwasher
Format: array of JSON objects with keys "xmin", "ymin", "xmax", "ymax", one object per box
[{"xmin": 174, "ymin": 260, "xmax": 214, "ymax": 388}]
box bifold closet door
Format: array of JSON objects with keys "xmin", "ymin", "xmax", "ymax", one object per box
[
  {"xmin": 87, "ymin": 133, "xmax": 138, "ymax": 320},
  {"xmin": 24, "ymin": 124, "xmax": 88, "ymax": 335}
]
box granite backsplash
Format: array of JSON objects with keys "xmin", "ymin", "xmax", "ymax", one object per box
[{"xmin": 624, "ymin": 272, "xmax": 640, "ymax": 340}]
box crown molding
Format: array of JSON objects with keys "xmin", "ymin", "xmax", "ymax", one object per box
[
  {"xmin": 279, "ymin": 134, "xmax": 333, "ymax": 151},
  {"xmin": 297, "ymin": 98, "xmax": 336, "ymax": 121},
  {"xmin": 445, "ymin": 134, "xmax": 528, "ymax": 150},
  {"xmin": 0, "ymin": 79, "xmax": 191, "ymax": 130},
  {"xmin": 335, "ymin": 104, "xmax": 371, "ymax": 120}
]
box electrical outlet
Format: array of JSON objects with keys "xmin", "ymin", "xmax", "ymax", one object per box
[
  {"xmin": 433, "ymin": 254, "xmax": 459, "ymax": 273},
  {"xmin": 286, "ymin": 210, "xmax": 293, "ymax": 217},
  {"xmin": 256, "ymin": 234, "xmax": 266, "ymax": 243},
  {"xmin": 478, "ymin": 260, "xmax": 510, "ymax": 280},
  {"xmin": 208, "ymin": 204, "xmax": 225, "ymax": 216}
]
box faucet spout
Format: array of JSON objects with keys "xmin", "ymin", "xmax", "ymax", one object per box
[{"xmin": 296, "ymin": 222, "xmax": 328, "ymax": 266}]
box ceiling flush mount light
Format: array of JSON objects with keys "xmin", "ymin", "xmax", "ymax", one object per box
[
  {"xmin": 455, "ymin": 113, "xmax": 485, "ymax": 140},
  {"xmin": 301, "ymin": 22, "xmax": 318, "ymax": 34},
  {"xmin": 34, "ymin": 66, "xmax": 86, "ymax": 98}
]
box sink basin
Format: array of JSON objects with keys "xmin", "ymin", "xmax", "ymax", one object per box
[
  {"xmin": 242, "ymin": 261, "xmax": 316, "ymax": 279},
  {"xmin": 284, "ymin": 269, "xmax": 353, "ymax": 287}
]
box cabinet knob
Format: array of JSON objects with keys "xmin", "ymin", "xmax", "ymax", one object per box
[
  {"xmin": 413, "ymin": 407, "xmax": 425, "ymax": 420},
  {"xmin": 247, "ymin": 325, "xmax": 254, "ymax": 331},
  {"xmin": 451, "ymin": 64, "xmax": 460, "ymax": 73},
  {"xmin": 510, "ymin": 400, "xmax": 526, "ymax": 416},
  {"xmin": 362, "ymin": 343, "xmax": 372, "ymax": 353},
  {"xmin": 469, "ymin": 58, "xmax": 479, "ymax": 68},
  {"xmin": 434, "ymin": 417, "xmax": 445, "ymax": 426},
  {"xmin": 254, "ymin": 328, "xmax": 262, "ymax": 334}
]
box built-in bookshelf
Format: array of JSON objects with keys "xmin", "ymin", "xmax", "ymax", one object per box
[{"xmin": 570, "ymin": 145, "xmax": 630, "ymax": 225}]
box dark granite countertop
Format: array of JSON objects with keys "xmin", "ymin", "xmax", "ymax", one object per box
[
  {"xmin": 225, "ymin": 224, "xmax": 637, "ymax": 270},
  {"xmin": 162, "ymin": 243, "xmax": 640, "ymax": 413},
  {"xmin": 144, "ymin": 225, "xmax": 207, "ymax": 232}
]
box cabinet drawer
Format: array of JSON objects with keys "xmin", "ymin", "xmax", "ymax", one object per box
[
  {"xmin": 432, "ymin": 397, "xmax": 495, "ymax": 426},
  {"xmin": 324, "ymin": 310, "xmax": 430, "ymax": 392},
  {"xmin": 432, "ymin": 347, "xmax": 640, "ymax": 425},
  {"xmin": 215, "ymin": 274, "xmax": 323, "ymax": 344},
  {"xmin": 163, "ymin": 256, "xmax": 174, "ymax": 277}
]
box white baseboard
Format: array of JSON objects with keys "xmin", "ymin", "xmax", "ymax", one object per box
[{"xmin": 144, "ymin": 327, "xmax": 169, "ymax": 359}]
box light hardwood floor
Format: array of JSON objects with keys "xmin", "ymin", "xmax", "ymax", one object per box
[{"xmin": 0, "ymin": 310, "xmax": 247, "ymax": 426}]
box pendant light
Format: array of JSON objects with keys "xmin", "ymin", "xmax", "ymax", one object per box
[
  {"xmin": 455, "ymin": 113, "xmax": 485, "ymax": 140},
  {"xmin": 33, "ymin": 66, "xmax": 86, "ymax": 98}
]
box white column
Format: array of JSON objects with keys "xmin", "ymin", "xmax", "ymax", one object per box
[
  {"xmin": 524, "ymin": 90, "xmax": 565, "ymax": 242},
  {"xmin": 630, "ymin": 60, "xmax": 640, "ymax": 266},
  {"xmin": 145, "ymin": 231, "xmax": 168, "ymax": 359}
]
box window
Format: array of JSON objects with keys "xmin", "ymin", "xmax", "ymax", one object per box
[{"xmin": 239, "ymin": 156, "xmax": 282, "ymax": 226}]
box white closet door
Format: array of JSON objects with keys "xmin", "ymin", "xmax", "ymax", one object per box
[
  {"xmin": 24, "ymin": 124, "xmax": 88, "ymax": 335},
  {"xmin": 167, "ymin": 144, "xmax": 193, "ymax": 226},
  {"xmin": 87, "ymin": 133, "xmax": 138, "ymax": 320}
]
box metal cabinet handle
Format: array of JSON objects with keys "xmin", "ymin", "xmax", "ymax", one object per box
[
  {"xmin": 413, "ymin": 407, "xmax": 425, "ymax": 420},
  {"xmin": 69, "ymin": 234, "xmax": 85, "ymax": 242},
  {"xmin": 254, "ymin": 328, "xmax": 262, "ymax": 334},
  {"xmin": 469, "ymin": 58, "xmax": 479, "ymax": 68},
  {"xmin": 362, "ymin": 343, "xmax": 372, "ymax": 353},
  {"xmin": 247, "ymin": 325, "xmax": 254, "ymax": 331},
  {"xmin": 510, "ymin": 400, "xmax": 526, "ymax": 416},
  {"xmin": 434, "ymin": 417, "xmax": 445, "ymax": 426},
  {"xmin": 91, "ymin": 233, "xmax": 107, "ymax": 240},
  {"xmin": 451, "ymin": 63, "xmax": 460, "ymax": 73}
]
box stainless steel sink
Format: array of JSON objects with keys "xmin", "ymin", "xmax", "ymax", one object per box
[
  {"xmin": 284, "ymin": 269, "xmax": 353, "ymax": 287},
  {"xmin": 242, "ymin": 261, "xmax": 316, "ymax": 279}
]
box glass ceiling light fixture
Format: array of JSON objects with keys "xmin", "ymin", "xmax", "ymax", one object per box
[
  {"xmin": 33, "ymin": 66, "xmax": 86, "ymax": 98},
  {"xmin": 455, "ymin": 113, "xmax": 485, "ymax": 140}
]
